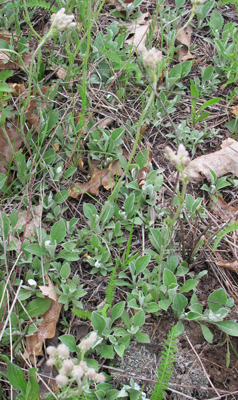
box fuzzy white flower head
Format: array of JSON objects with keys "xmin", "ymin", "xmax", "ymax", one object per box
[
  {"xmin": 78, "ymin": 332, "xmax": 97, "ymax": 352},
  {"xmin": 51, "ymin": 8, "xmax": 76, "ymax": 32},
  {"xmin": 56, "ymin": 374, "xmax": 68, "ymax": 387},
  {"xmin": 165, "ymin": 144, "xmax": 190, "ymax": 168},
  {"xmin": 56, "ymin": 166, "xmax": 62, "ymax": 174},
  {"xmin": 79, "ymin": 360, "xmax": 88, "ymax": 371},
  {"xmin": 95, "ymin": 373, "xmax": 106, "ymax": 383},
  {"xmin": 141, "ymin": 46, "xmax": 162, "ymax": 71},
  {"xmin": 46, "ymin": 358, "xmax": 55, "ymax": 367},
  {"xmin": 57, "ymin": 343, "xmax": 69, "ymax": 359},
  {"xmin": 86, "ymin": 367, "xmax": 97, "ymax": 380},
  {"xmin": 46, "ymin": 346, "xmax": 58, "ymax": 357},
  {"xmin": 62, "ymin": 359, "xmax": 74, "ymax": 373},
  {"xmin": 72, "ymin": 365, "xmax": 84, "ymax": 379}
]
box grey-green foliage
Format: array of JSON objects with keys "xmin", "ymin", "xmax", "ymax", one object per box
[{"xmin": 150, "ymin": 325, "xmax": 179, "ymax": 400}]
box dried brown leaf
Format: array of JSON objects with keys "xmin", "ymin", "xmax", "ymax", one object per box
[
  {"xmin": 185, "ymin": 138, "xmax": 238, "ymax": 183},
  {"xmin": 210, "ymin": 195, "xmax": 238, "ymax": 221},
  {"xmin": 70, "ymin": 160, "xmax": 123, "ymax": 198},
  {"xmin": 125, "ymin": 13, "xmax": 151, "ymax": 53},
  {"xmin": 24, "ymin": 278, "xmax": 62, "ymax": 359},
  {"xmin": 176, "ymin": 25, "xmax": 194, "ymax": 62},
  {"xmin": 215, "ymin": 259, "xmax": 238, "ymax": 272}
]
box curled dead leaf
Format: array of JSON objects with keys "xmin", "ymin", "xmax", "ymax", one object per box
[
  {"xmin": 176, "ymin": 25, "xmax": 194, "ymax": 62},
  {"xmin": 185, "ymin": 138, "xmax": 238, "ymax": 183},
  {"xmin": 70, "ymin": 160, "xmax": 123, "ymax": 198}
]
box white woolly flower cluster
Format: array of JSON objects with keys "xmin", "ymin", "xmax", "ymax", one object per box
[
  {"xmin": 141, "ymin": 46, "xmax": 162, "ymax": 71},
  {"xmin": 78, "ymin": 331, "xmax": 97, "ymax": 352},
  {"xmin": 165, "ymin": 144, "xmax": 190, "ymax": 168},
  {"xmin": 46, "ymin": 332, "xmax": 105, "ymax": 389},
  {"xmin": 51, "ymin": 8, "xmax": 76, "ymax": 32}
]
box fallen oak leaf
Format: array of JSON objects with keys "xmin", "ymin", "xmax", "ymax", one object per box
[
  {"xmin": 184, "ymin": 138, "xmax": 238, "ymax": 183},
  {"xmin": 176, "ymin": 25, "xmax": 194, "ymax": 62},
  {"xmin": 125, "ymin": 13, "xmax": 151, "ymax": 53},
  {"xmin": 210, "ymin": 195, "xmax": 238, "ymax": 221},
  {"xmin": 70, "ymin": 160, "xmax": 123, "ymax": 198}
]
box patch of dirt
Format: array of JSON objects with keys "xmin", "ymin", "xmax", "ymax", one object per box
[{"xmin": 113, "ymin": 316, "xmax": 238, "ymax": 399}]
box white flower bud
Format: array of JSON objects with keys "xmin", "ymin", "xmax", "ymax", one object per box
[
  {"xmin": 72, "ymin": 365, "xmax": 84, "ymax": 379},
  {"xmin": 79, "ymin": 360, "xmax": 88, "ymax": 371},
  {"xmin": 46, "ymin": 346, "xmax": 58, "ymax": 357},
  {"xmin": 86, "ymin": 368, "xmax": 97, "ymax": 379},
  {"xmin": 46, "ymin": 358, "xmax": 55, "ymax": 367},
  {"xmin": 57, "ymin": 343, "xmax": 69, "ymax": 359},
  {"xmin": 78, "ymin": 332, "xmax": 97, "ymax": 351},
  {"xmin": 95, "ymin": 373, "xmax": 106, "ymax": 383},
  {"xmin": 51, "ymin": 8, "xmax": 76, "ymax": 32},
  {"xmin": 141, "ymin": 46, "xmax": 162, "ymax": 71},
  {"xmin": 56, "ymin": 374, "xmax": 68, "ymax": 387},
  {"xmin": 62, "ymin": 359, "xmax": 74, "ymax": 373}
]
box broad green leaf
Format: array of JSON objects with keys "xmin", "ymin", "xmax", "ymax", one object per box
[
  {"xmin": 23, "ymin": 297, "xmax": 52, "ymax": 319},
  {"xmin": 60, "ymin": 262, "xmax": 71, "ymax": 279},
  {"xmin": 198, "ymin": 97, "xmax": 221, "ymax": 114},
  {"xmin": 55, "ymin": 190, "xmax": 69, "ymax": 203},
  {"xmin": 0, "ymin": 82, "xmax": 13, "ymax": 92},
  {"xmin": 98, "ymin": 344, "xmax": 114, "ymax": 359},
  {"xmin": 173, "ymin": 293, "xmax": 188, "ymax": 314},
  {"xmin": 144, "ymin": 303, "xmax": 161, "ymax": 313},
  {"xmin": 111, "ymin": 301, "xmax": 125, "ymax": 323},
  {"xmin": 1, "ymin": 356, "xmax": 27, "ymax": 394},
  {"xmin": 25, "ymin": 368, "xmax": 40, "ymax": 400},
  {"xmin": 124, "ymin": 192, "xmax": 135, "ymax": 217},
  {"xmin": 132, "ymin": 309, "xmax": 145, "ymax": 327},
  {"xmin": 83, "ymin": 203, "xmax": 97, "ymax": 220},
  {"xmin": 180, "ymin": 279, "xmax": 198, "ymax": 293},
  {"xmin": 135, "ymin": 331, "xmax": 150, "ymax": 343},
  {"xmin": 91, "ymin": 312, "xmax": 106, "ymax": 336},
  {"xmin": 210, "ymin": 10, "xmax": 224, "ymax": 33},
  {"xmin": 135, "ymin": 255, "xmax": 150, "ymax": 276},
  {"xmin": 163, "ymin": 268, "xmax": 177, "ymax": 289},
  {"xmin": 208, "ymin": 289, "xmax": 227, "ymax": 312},
  {"xmin": 200, "ymin": 324, "xmax": 213, "ymax": 343},
  {"xmin": 214, "ymin": 321, "xmax": 238, "ymax": 336},
  {"xmin": 59, "ymin": 334, "xmax": 77, "ymax": 352},
  {"xmin": 51, "ymin": 219, "xmax": 66, "ymax": 244},
  {"xmin": 114, "ymin": 344, "xmax": 125, "ymax": 357},
  {"xmin": 25, "ymin": 244, "xmax": 46, "ymax": 257}
]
